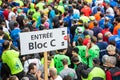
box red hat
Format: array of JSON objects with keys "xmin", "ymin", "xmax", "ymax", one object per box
[{"xmin": 83, "ymin": 38, "xmax": 90, "ymax": 46}]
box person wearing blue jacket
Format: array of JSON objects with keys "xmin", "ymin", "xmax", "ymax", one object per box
[{"xmin": 10, "ymin": 22, "xmax": 21, "ymax": 48}]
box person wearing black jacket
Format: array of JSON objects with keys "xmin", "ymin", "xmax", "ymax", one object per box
[{"xmin": 72, "ymin": 56, "xmax": 88, "ymax": 80}]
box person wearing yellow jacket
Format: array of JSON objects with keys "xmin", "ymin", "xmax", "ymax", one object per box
[{"xmin": 82, "ymin": 58, "xmax": 106, "ymax": 80}]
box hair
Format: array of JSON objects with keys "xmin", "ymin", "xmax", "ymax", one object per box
[
  {"xmin": 57, "ymin": 49, "xmax": 66, "ymax": 53},
  {"xmin": 3, "ymin": 40, "xmax": 10, "ymax": 50},
  {"xmin": 108, "ymin": 56, "xmax": 117, "ymax": 66},
  {"xmin": 72, "ymin": 4, "xmax": 76, "ymax": 8},
  {"xmin": 14, "ymin": 22, "xmax": 19, "ymax": 27},
  {"xmin": 21, "ymin": 77, "xmax": 29, "ymax": 80},
  {"xmin": 84, "ymin": 23, "xmax": 89, "ymax": 29},
  {"xmin": 115, "ymin": 17, "xmax": 120, "ymax": 23},
  {"xmin": 1, "ymin": 21, "xmax": 6, "ymax": 25},
  {"xmin": 93, "ymin": 58, "xmax": 100, "ymax": 66},
  {"xmin": 72, "ymin": 47, "xmax": 79, "ymax": 53},
  {"xmin": 102, "ymin": 55, "xmax": 109, "ymax": 64},
  {"xmin": 0, "ymin": 30, "xmax": 4, "ymax": 36},
  {"xmin": 49, "ymin": 68, "xmax": 57, "ymax": 77},
  {"xmin": 0, "ymin": 26, "xmax": 3, "ymax": 31},
  {"xmin": 97, "ymin": 33, "xmax": 103, "ymax": 40},
  {"xmin": 35, "ymin": 7, "xmax": 39, "ymax": 11},
  {"xmin": 97, "ymin": 7, "xmax": 101, "ymax": 11},
  {"xmin": 48, "ymin": 56, "xmax": 52, "ymax": 61},
  {"xmin": 80, "ymin": 12, "xmax": 84, "ymax": 15},
  {"xmin": 106, "ymin": 44, "xmax": 116, "ymax": 51},
  {"xmin": 62, "ymin": 58, "xmax": 68, "ymax": 65},
  {"xmin": 63, "ymin": 75, "xmax": 72, "ymax": 80},
  {"xmin": 78, "ymin": 38, "xmax": 83, "ymax": 45},
  {"xmin": 64, "ymin": 22, "xmax": 68, "ymax": 27},
  {"xmin": 72, "ymin": 56, "xmax": 79, "ymax": 63},
  {"xmin": 41, "ymin": 18, "xmax": 46, "ymax": 24},
  {"xmin": 64, "ymin": 11, "xmax": 68, "ymax": 17},
  {"xmin": 22, "ymin": 27, "xmax": 30, "ymax": 32},
  {"xmin": 28, "ymin": 63, "xmax": 36, "ymax": 72},
  {"xmin": 109, "ymin": 40, "xmax": 116, "ymax": 46},
  {"xmin": 54, "ymin": 9, "xmax": 59, "ymax": 15},
  {"xmin": 100, "ymin": 13, "xmax": 104, "ymax": 17},
  {"xmin": 91, "ymin": 36, "xmax": 97, "ymax": 43},
  {"xmin": 94, "ymin": 21, "xmax": 98, "ymax": 27},
  {"xmin": 9, "ymin": 76, "xmax": 18, "ymax": 80}
]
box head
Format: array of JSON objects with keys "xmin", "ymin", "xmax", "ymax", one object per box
[
  {"xmin": 93, "ymin": 58, "xmax": 100, "ymax": 66},
  {"xmin": 44, "ymin": 22, "xmax": 49, "ymax": 29},
  {"xmin": 47, "ymin": 56, "xmax": 52, "ymax": 67},
  {"xmin": 0, "ymin": 30, "xmax": 4, "ymax": 37},
  {"xmin": 11, "ymin": 14, "xmax": 16, "ymax": 21},
  {"xmin": 28, "ymin": 63, "xmax": 37, "ymax": 74},
  {"xmin": 9, "ymin": 76, "xmax": 19, "ymax": 80},
  {"xmin": 21, "ymin": 77, "xmax": 29, "ymax": 80},
  {"xmin": 57, "ymin": 49, "xmax": 67, "ymax": 54},
  {"xmin": 109, "ymin": 40, "xmax": 116, "ymax": 46},
  {"xmin": 1, "ymin": 22, "xmax": 6, "ymax": 27},
  {"xmin": 91, "ymin": 36, "xmax": 97, "ymax": 44},
  {"xmin": 84, "ymin": 23, "xmax": 89, "ymax": 29},
  {"xmin": 115, "ymin": 17, "xmax": 120, "ymax": 24},
  {"xmin": 105, "ymin": 17, "xmax": 110, "ymax": 22},
  {"xmin": 8, "ymin": 6, "xmax": 12, "ymax": 12},
  {"xmin": 48, "ymin": 5, "xmax": 53, "ymax": 10},
  {"xmin": 22, "ymin": 27, "xmax": 30, "ymax": 32},
  {"xmin": 104, "ymin": 31, "xmax": 112, "ymax": 38},
  {"xmin": 105, "ymin": 2, "xmax": 110, "ymax": 8},
  {"xmin": 72, "ymin": 48, "xmax": 79, "ymax": 56},
  {"xmin": 102, "ymin": 55, "xmax": 109, "ymax": 66},
  {"xmin": 106, "ymin": 45, "xmax": 116, "ymax": 55},
  {"xmin": 31, "ymin": 20, "xmax": 36, "ymax": 27},
  {"xmin": 77, "ymin": 20, "xmax": 83, "ymax": 26},
  {"xmin": 93, "ymin": 21, "xmax": 98, "ymax": 27},
  {"xmin": 63, "ymin": 75, "xmax": 72, "ymax": 80},
  {"xmin": 49, "ymin": 68, "xmax": 57, "ymax": 78},
  {"xmin": 3, "ymin": 40, "xmax": 10, "ymax": 50},
  {"xmin": 107, "ymin": 56, "xmax": 117, "ymax": 67},
  {"xmin": 62, "ymin": 58, "xmax": 68, "ymax": 66},
  {"xmin": 72, "ymin": 56, "xmax": 80, "ymax": 64},
  {"xmin": 97, "ymin": 33, "xmax": 103, "ymax": 41},
  {"xmin": 89, "ymin": 16, "xmax": 95, "ymax": 21},
  {"xmin": 77, "ymin": 27, "xmax": 83, "ymax": 34},
  {"xmin": 14, "ymin": 22, "xmax": 19, "ymax": 28}
]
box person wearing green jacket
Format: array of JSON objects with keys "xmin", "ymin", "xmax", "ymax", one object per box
[
  {"xmin": 0, "ymin": 1, "xmax": 2, "ymax": 6},
  {"xmin": 2, "ymin": 40, "xmax": 24, "ymax": 79},
  {"xmin": 87, "ymin": 36, "xmax": 100, "ymax": 68},
  {"xmin": 27, "ymin": 3, "xmax": 36, "ymax": 15},
  {"xmin": 54, "ymin": 49, "xmax": 71, "ymax": 74},
  {"xmin": 36, "ymin": 0, "xmax": 45, "ymax": 10},
  {"xmin": 32, "ymin": 7, "xmax": 40, "ymax": 22},
  {"xmin": 75, "ymin": 38, "xmax": 88, "ymax": 65}
]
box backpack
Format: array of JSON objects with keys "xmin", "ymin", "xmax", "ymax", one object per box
[{"xmin": 106, "ymin": 67, "xmax": 120, "ymax": 80}]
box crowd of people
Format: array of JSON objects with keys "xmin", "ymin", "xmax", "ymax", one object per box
[{"xmin": 0, "ymin": 0, "xmax": 120, "ymax": 80}]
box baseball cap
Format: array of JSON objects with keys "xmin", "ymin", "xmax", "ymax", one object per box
[{"xmin": 77, "ymin": 27, "xmax": 82, "ymax": 33}]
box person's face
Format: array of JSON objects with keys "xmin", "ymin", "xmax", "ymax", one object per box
[
  {"xmin": 72, "ymin": 51, "xmax": 78, "ymax": 56},
  {"xmin": 47, "ymin": 60, "xmax": 51, "ymax": 66},
  {"xmin": 107, "ymin": 50, "xmax": 116, "ymax": 55},
  {"xmin": 32, "ymin": 22, "xmax": 36, "ymax": 27},
  {"xmin": 48, "ymin": 6, "xmax": 51, "ymax": 10},
  {"xmin": 31, "ymin": 65, "xmax": 37, "ymax": 74}
]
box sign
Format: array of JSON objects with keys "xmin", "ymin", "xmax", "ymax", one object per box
[{"xmin": 20, "ymin": 28, "xmax": 68, "ymax": 55}]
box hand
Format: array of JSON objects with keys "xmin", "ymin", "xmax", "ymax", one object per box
[
  {"xmin": 36, "ymin": 70, "xmax": 41, "ymax": 78},
  {"xmin": 86, "ymin": 53, "xmax": 89, "ymax": 58}
]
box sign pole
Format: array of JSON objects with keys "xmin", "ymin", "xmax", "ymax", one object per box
[{"xmin": 44, "ymin": 52, "xmax": 48, "ymax": 80}]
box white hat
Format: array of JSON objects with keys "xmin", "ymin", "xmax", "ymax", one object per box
[{"xmin": 77, "ymin": 27, "xmax": 82, "ymax": 33}]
